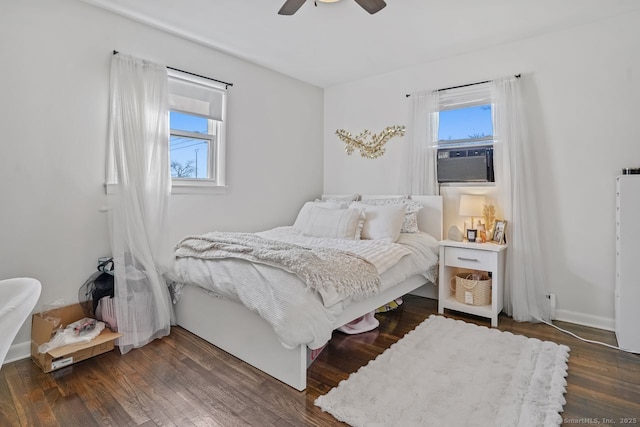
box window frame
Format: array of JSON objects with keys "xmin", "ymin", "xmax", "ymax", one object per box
[
  {"xmin": 435, "ymin": 82, "xmax": 495, "ymax": 186},
  {"xmin": 169, "ymin": 113, "xmax": 218, "ymax": 179},
  {"xmin": 437, "ymin": 82, "xmax": 494, "ymax": 149},
  {"xmin": 168, "ymin": 69, "xmax": 227, "ymax": 195}
]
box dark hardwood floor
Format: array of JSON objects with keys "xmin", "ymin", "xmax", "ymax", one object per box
[{"xmin": 1, "ymin": 296, "xmax": 639, "ymax": 426}]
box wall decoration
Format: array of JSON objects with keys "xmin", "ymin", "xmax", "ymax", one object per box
[{"xmin": 335, "ymin": 125, "xmax": 406, "ymax": 159}]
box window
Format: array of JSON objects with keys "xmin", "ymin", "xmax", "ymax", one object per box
[
  {"xmin": 438, "ymin": 105, "xmax": 493, "ymax": 146},
  {"xmin": 168, "ymin": 69, "xmax": 227, "ymax": 193},
  {"xmin": 435, "ymin": 83, "xmax": 495, "ymax": 184},
  {"xmin": 170, "ymin": 112, "xmax": 216, "ymax": 179},
  {"xmin": 437, "ymin": 83, "xmax": 493, "ymax": 147}
]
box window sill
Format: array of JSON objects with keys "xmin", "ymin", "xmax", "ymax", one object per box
[
  {"xmin": 104, "ymin": 181, "xmax": 228, "ymax": 195},
  {"xmin": 439, "ymin": 182, "xmax": 496, "ymax": 188},
  {"xmin": 172, "ymin": 180, "xmax": 228, "ymax": 195}
]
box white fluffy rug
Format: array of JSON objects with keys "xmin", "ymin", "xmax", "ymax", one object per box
[{"xmin": 315, "ymin": 315, "xmax": 570, "ymax": 427}]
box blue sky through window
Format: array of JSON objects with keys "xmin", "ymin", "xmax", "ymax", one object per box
[
  {"xmin": 171, "ymin": 111, "xmax": 208, "ymax": 133},
  {"xmin": 438, "ymin": 105, "xmax": 493, "ymax": 141},
  {"xmin": 170, "ymin": 111, "xmax": 209, "ymax": 178}
]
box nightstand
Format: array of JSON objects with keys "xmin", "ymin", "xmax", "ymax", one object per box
[{"xmin": 438, "ymin": 239, "xmax": 507, "ymax": 327}]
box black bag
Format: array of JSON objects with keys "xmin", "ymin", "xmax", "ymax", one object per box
[{"xmin": 79, "ymin": 258, "xmax": 115, "ymax": 318}]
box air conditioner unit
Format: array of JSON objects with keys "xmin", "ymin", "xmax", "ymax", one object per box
[{"xmin": 437, "ymin": 145, "xmax": 494, "ymax": 183}]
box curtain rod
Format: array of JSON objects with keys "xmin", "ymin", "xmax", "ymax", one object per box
[
  {"xmin": 405, "ymin": 74, "xmax": 520, "ymax": 98},
  {"xmin": 112, "ymin": 50, "xmax": 234, "ymax": 89}
]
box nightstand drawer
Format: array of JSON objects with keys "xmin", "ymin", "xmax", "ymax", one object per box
[{"xmin": 444, "ymin": 247, "xmax": 494, "ymax": 270}]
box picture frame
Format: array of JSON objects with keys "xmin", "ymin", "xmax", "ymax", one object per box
[
  {"xmin": 491, "ymin": 220, "xmax": 507, "ymax": 244},
  {"xmin": 466, "ymin": 229, "xmax": 477, "ymax": 242}
]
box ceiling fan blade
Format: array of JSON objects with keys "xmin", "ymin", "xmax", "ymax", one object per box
[
  {"xmin": 278, "ymin": 0, "xmax": 307, "ymax": 15},
  {"xmin": 353, "ymin": 0, "xmax": 386, "ymax": 14}
]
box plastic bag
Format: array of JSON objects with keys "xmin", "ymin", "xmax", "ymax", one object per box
[
  {"xmin": 40, "ymin": 298, "xmax": 67, "ymax": 331},
  {"xmin": 38, "ymin": 318, "xmax": 105, "ymax": 354}
]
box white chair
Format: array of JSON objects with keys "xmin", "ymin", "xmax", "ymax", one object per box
[{"xmin": 0, "ymin": 278, "xmax": 41, "ymax": 368}]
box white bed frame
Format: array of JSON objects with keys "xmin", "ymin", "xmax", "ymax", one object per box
[{"xmin": 175, "ymin": 195, "xmax": 442, "ymax": 391}]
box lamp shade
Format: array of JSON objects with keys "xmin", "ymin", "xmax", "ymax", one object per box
[{"xmin": 459, "ymin": 194, "xmax": 485, "ymax": 218}]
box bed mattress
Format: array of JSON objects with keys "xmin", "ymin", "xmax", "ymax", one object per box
[{"xmin": 171, "ymin": 227, "xmax": 439, "ymax": 350}]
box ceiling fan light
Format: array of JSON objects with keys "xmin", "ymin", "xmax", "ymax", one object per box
[{"xmin": 317, "ymin": 0, "xmax": 341, "ymax": 3}]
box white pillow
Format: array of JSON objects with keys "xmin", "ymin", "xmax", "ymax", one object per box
[
  {"xmin": 358, "ymin": 197, "xmax": 424, "ymax": 233},
  {"xmin": 300, "ymin": 206, "xmax": 364, "ymax": 240},
  {"xmin": 293, "ymin": 201, "xmax": 343, "ymax": 230},
  {"xmin": 350, "ymin": 202, "xmax": 407, "ymax": 243}
]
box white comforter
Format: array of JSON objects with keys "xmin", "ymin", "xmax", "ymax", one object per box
[{"xmin": 172, "ymin": 227, "xmax": 439, "ymax": 350}]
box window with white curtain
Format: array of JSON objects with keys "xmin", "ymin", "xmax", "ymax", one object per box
[
  {"xmin": 435, "ymin": 82, "xmax": 495, "ymax": 184},
  {"xmin": 168, "ymin": 69, "xmax": 227, "ymax": 194},
  {"xmin": 437, "ymin": 82, "xmax": 493, "ymax": 148}
]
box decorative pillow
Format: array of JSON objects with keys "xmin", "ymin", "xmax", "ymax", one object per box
[
  {"xmin": 350, "ymin": 202, "xmax": 407, "ymax": 243},
  {"xmin": 294, "ymin": 201, "xmax": 340, "ymax": 230},
  {"xmin": 321, "ymin": 194, "xmax": 361, "ymax": 201},
  {"xmin": 402, "ymin": 212, "xmax": 420, "ymax": 233},
  {"xmin": 315, "ymin": 198, "xmax": 351, "ymax": 209},
  {"xmin": 300, "ymin": 206, "xmax": 365, "ymax": 240},
  {"xmin": 317, "ymin": 194, "xmax": 361, "ymax": 207},
  {"xmin": 358, "ymin": 197, "xmax": 424, "ymax": 233}
]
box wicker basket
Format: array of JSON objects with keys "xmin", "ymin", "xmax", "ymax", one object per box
[{"xmin": 450, "ymin": 273, "xmax": 492, "ymax": 306}]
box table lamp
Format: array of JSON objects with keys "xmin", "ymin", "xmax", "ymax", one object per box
[{"xmin": 459, "ymin": 194, "xmax": 486, "ymax": 230}]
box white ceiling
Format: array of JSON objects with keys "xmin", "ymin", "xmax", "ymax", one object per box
[{"xmin": 82, "ymin": 0, "xmax": 640, "ymax": 88}]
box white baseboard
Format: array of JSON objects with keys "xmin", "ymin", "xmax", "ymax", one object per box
[
  {"xmin": 3, "ymin": 341, "xmax": 31, "ymax": 365},
  {"xmin": 555, "ymin": 308, "xmax": 615, "ymax": 332}
]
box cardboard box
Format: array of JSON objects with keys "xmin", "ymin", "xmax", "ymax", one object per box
[{"xmin": 31, "ymin": 303, "xmax": 122, "ymax": 373}]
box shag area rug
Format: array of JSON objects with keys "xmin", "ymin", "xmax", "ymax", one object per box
[{"xmin": 315, "ymin": 315, "xmax": 570, "ymax": 427}]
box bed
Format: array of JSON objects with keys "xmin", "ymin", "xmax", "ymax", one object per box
[{"xmin": 172, "ymin": 195, "xmax": 443, "ymax": 391}]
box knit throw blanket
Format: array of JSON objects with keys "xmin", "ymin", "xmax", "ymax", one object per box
[{"xmin": 174, "ymin": 232, "xmax": 381, "ymax": 306}]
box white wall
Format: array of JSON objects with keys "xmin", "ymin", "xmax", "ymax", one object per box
[
  {"xmin": 0, "ymin": 0, "xmax": 323, "ymax": 356},
  {"xmin": 324, "ymin": 11, "xmax": 640, "ymax": 329}
]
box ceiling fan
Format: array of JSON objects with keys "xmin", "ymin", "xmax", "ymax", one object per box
[{"xmin": 278, "ymin": 0, "xmax": 387, "ymax": 15}]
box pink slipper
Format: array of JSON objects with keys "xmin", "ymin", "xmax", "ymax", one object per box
[{"xmin": 337, "ymin": 311, "xmax": 380, "ymax": 334}]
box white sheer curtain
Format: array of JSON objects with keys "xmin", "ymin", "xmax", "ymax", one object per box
[
  {"xmin": 107, "ymin": 53, "xmax": 174, "ymax": 353},
  {"xmin": 402, "ymin": 90, "xmax": 439, "ymax": 195},
  {"xmin": 492, "ymin": 76, "xmax": 550, "ymax": 322}
]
